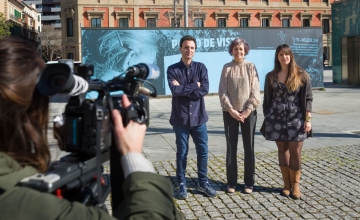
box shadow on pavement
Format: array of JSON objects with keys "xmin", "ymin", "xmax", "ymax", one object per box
[
  {"xmin": 147, "ymin": 127, "xmax": 269, "ymax": 137},
  {"xmin": 312, "ymin": 132, "xmax": 360, "ymax": 138},
  {"xmin": 324, "ymin": 82, "xmax": 360, "ymax": 89},
  {"xmin": 164, "ymin": 176, "xmax": 285, "ymax": 200}
]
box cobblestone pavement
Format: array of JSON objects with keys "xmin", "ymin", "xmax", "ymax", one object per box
[
  {"xmin": 48, "ymin": 70, "xmax": 360, "ymax": 219},
  {"xmin": 153, "ymin": 145, "xmax": 360, "ymax": 220}
]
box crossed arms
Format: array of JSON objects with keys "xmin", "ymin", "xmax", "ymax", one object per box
[{"xmin": 167, "ymin": 65, "xmax": 209, "ymax": 99}]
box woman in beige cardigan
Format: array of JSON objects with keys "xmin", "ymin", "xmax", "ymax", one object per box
[{"xmin": 218, "ymin": 38, "xmax": 261, "ymax": 194}]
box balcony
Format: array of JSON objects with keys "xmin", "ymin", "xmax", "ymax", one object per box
[
  {"xmin": 42, "ymin": 15, "xmax": 61, "ymax": 21},
  {"xmin": 43, "ymin": 0, "xmax": 61, "ymax": 5},
  {"xmin": 51, "ymin": 8, "xmax": 61, "ymax": 12},
  {"xmin": 9, "ymin": 14, "xmax": 23, "ymax": 23},
  {"xmin": 29, "ymin": 27, "xmax": 37, "ymax": 33},
  {"xmin": 52, "ymin": 23, "xmax": 61, "ymax": 28},
  {"xmin": 42, "ymin": 7, "xmax": 61, "ymax": 13},
  {"xmin": 23, "ymin": 0, "xmax": 42, "ymax": 4}
]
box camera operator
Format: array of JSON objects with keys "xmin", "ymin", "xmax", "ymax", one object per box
[{"xmin": 0, "ymin": 37, "xmax": 181, "ymax": 220}]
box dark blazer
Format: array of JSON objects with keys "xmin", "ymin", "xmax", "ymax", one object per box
[{"xmin": 260, "ymin": 70, "xmax": 313, "ymax": 137}]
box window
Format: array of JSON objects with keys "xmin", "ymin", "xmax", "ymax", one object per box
[
  {"xmin": 192, "ymin": 12, "xmax": 207, "ymax": 28},
  {"xmin": 303, "ymin": 19, "xmax": 310, "ymax": 27},
  {"xmin": 323, "ymin": 19, "xmax": 330, "ymax": 33},
  {"xmin": 259, "ymin": 12, "xmax": 272, "ymax": 27},
  {"xmin": 194, "ymin": 18, "xmax": 203, "ymax": 27},
  {"xmin": 114, "ymin": 11, "xmax": 132, "ymax": 27},
  {"xmin": 171, "ymin": 17, "xmax": 181, "ymax": 27},
  {"xmin": 14, "ymin": 10, "xmax": 22, "ymax": 19},
  {"xmin": 217, "ymin": 18, "xmax": 226, "ymax": 27},
  {"xmin": 215, "ymin": 12, "xmax": 229, "ymax": 27},
  {"xmin": 143, "ymin": 11, "xmax": 160, "ymax": 28},
  {"xmin": 119, "ymin": 18, "xmax": 129, "ymax": 28},
  {"xmin": 66, "ymin": 18, "xmax": 73, "ymax": 37},
  {"xmin": 238, "ymin": 12, "xmax": 252, "ymax": 27},
  {"xmin": 323, "ymin": 47, "xmax": 328, "ymax": 61},
  {"xmin": 262, "ymin": 18, "xmax": 270, "ymax": 27},
  {"xmin": 282, "ymin": 19, "xmax": 290, "ymax": 27},
  {"xmin": 300, "ymin": 12, "xmax": 313, "ymax": 26},
  {"xmin": 240, "ymin": 18, "xmax": 248, "ymax": 27},
  {"xmin": 147, "ymin": 18, "xmax": 156, "ymax": 27},
  {"xmin": 91, "ymin": 18, "xmax": 101, "ymax": 27},
  {"xmin": 67, "ymin": 53, "xmax": 74, "ymax": 59},
  {"xmin": 87, "ymin": 10, "xmax": 105, "ymax": 25},
  {"xmin": 280, "ymin": 12, "xmax": 293, "ymax": 26}
]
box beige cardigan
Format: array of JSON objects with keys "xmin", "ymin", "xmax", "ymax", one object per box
[{"xmin": 218, "ymin": 60, "xmax": 261, "ymax": 112}]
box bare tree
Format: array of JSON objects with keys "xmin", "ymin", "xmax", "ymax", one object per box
[{"xmin": 40, "ymin": 25, "xmax": 62, "ymax": 61}]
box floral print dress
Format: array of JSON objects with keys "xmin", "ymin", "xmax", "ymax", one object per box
[{"xmin": 262, "ymin": 80, "xmax": 307, "ymax": 141}]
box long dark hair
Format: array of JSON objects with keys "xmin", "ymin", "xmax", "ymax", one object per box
[
  {"xmin": 269, "ymin": 44, "xmax": 309, "ymax": 92},
  {"xmin": 0, "ymin": 37, "xmax": 50, "ymax": 172}
]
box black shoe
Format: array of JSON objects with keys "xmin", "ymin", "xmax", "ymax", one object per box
[
  {"xmin": 198, "ymin": 182, "xmax": 216, "ymax": 197},
  {"xmin": 178, "ymin": 183, "xmax": 188, "ymax": 200}
]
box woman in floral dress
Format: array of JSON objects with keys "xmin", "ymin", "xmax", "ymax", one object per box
[{"xmin": 260, "ymin": 44, "xmax": 313, "ymax": 199}]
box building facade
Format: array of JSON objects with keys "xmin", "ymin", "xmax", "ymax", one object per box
[
  {"xmin": 60, "ymin": 0, "xmax": 334, "ymax": 61},
  {"xmin": 1, "ymin": 0, "xmax": 41, "ymax": 49},
  {"xmin": 332, "ymin": 0, "xmax": 360, "ymax": 86},
  {"xmin": 23, "ymin": 0, "xmax": 61, "ymax": 29}
]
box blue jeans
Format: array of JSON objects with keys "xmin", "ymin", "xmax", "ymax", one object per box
[{"xmin": 173, "ymin": 124, "xmax": 208, "ymax": 185}]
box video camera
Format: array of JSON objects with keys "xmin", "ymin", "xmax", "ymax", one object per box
[{"xmin": 20, "ymin": 61, "xmax": 159, "ymax": 211}]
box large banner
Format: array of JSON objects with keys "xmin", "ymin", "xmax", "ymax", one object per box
[{"xmin": 82, "ymin": 28, "xmax": 323, "ymax": 95}]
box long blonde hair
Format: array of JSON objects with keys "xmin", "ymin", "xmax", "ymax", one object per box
[{"xmin": 269, "ymin": 44, "xmax": 309, "ymax": 92}]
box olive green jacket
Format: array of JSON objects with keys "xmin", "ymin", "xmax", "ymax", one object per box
[{"xmin": 0, "ymin": 153, "xmax": 182, "ymax": 220}]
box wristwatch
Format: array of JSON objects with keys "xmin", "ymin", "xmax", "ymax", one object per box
[{"xmin": 305, "ymin": 116, "xmax": 311, "ymax": 122}]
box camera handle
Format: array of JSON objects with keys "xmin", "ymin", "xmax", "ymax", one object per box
[
  {"xmin": 107, "ymin": 94, "xmax": 148, "ymax": 210},
  {"xmin": 120, "ymin": 103, "xmax": 147, "ymax": 126}
]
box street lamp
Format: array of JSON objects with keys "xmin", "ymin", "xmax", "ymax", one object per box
[{"xmin": 184, "ymin": 0, "xmax": 188, "ymax": 27}]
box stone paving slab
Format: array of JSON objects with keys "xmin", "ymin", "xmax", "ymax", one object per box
[
  {"xmin": 152, "ymin": 144, "xmax": 360, "ymax": 219},
  {"xmin": 47, "ymin": 70, "xmax": 360, "ymax": 218}
]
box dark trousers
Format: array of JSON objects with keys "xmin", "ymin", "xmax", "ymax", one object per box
[{"xmin": 223, "ymin": 110, "xmax": 257, "ymax": 188}]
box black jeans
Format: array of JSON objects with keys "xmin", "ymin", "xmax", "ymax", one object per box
[{"xmin": 223, "ymin": 110, "xmax": 257, "ymax": 188}]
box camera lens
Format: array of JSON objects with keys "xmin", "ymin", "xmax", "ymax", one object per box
[{"xmin": 48, "ymin": 73, "xmax": 68, "ymax": 89}]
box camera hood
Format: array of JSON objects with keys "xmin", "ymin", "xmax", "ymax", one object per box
[{"xmin": 37, "ymin": 63, "xmax": 75, "ymax": 96}]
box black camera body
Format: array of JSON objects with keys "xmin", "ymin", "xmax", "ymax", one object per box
[
  {"xmin": 21, "ymin": 62, "xmax": 158, "ymax": 210},
  {"xmin": 63, "ymin": 98, "xmax": 111, "ymax": 155},
  {"xmin": 62, "ymin": 93, "xmax": 149, "ymax": 155}
]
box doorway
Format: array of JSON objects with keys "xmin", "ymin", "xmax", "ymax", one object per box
[{"xmin": 347, "ymin": 36, "xmax": 360, "ymax": 86}]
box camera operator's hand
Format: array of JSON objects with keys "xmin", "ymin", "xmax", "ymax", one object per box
[{"xmin": 112, "ymin": 95, "xmax": 146, "ymax": 155}]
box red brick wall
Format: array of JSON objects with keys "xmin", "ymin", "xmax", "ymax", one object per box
[{"xmin": 83, "ymin": 0, "xmax": 334, "ymax": 28}]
